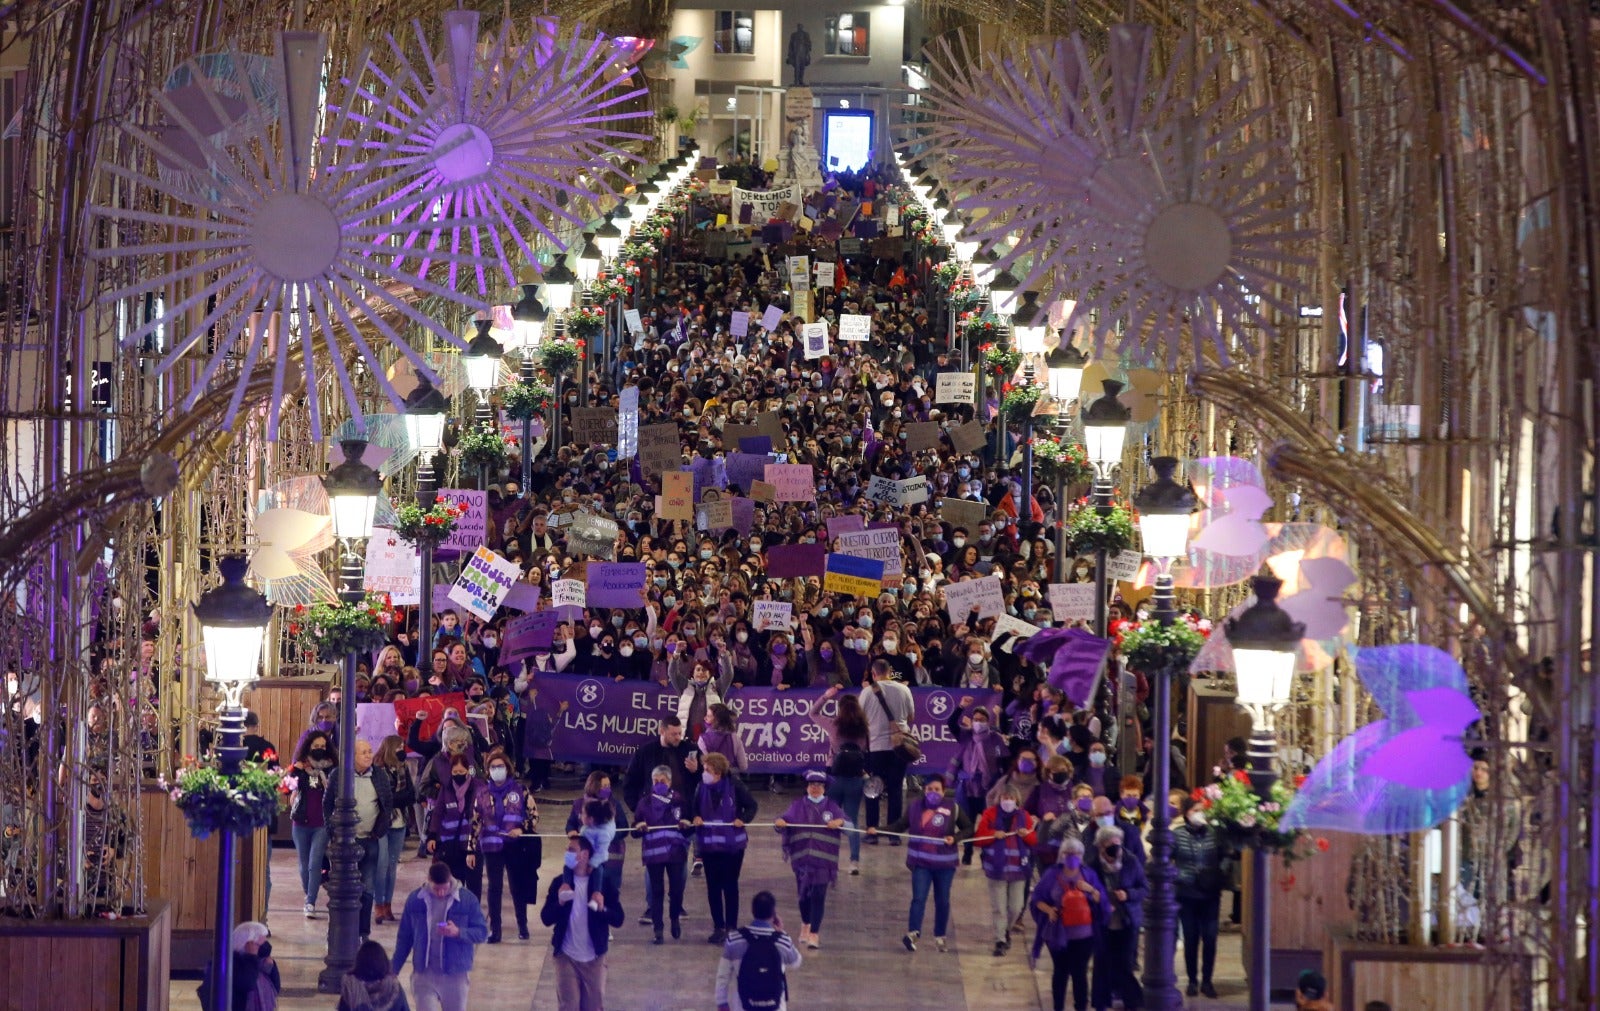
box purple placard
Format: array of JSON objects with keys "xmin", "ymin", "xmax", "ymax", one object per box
[
  {"xmin": 725, "ymin": 452, "xmax": 771, "ymax": 492},
  {"xmin": 738, "ymin": 436, "xmax": 773, "ymax": 454},
  {"xmin": 524, "ymin": 675, "xmax": 999, "ymax": 772},
  {"xmin": 730, "ymin": 497, "xmax": 755, "ymax": 537},
  {"xmin": 730, "ymin": 311, "xmax": 750, "ymax": 338},
  {"xmin": 430, "ymin": 584, "xmax": 455, "ymax": 617},
  {"xmin": 354, "ymin": 702, "xmax": 397, "ymax": 752},
  {"xmin": 502, "ymin": 583, "xmax": 541, "ymax": 612},
  {"xmin": 501, "ymin": 610, "xmax": 557, "ymax": 663},
  {"xmin": 766, "ymin": 543, "xmax": 827, "ymax": 578},
  {"xmin": 761, "ymin": 305, "xmax": 784, "ymax": 330},
  {"xmin": 588, "ymin": 562, "xmax": 647, "ymax": 608},
  {"xmin": 826, "ymin": 515, "xmax": 866, "ymax": 540}
]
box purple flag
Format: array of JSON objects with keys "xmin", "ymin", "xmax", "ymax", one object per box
[
  {"xmin": 766, "ymin": 543, "xmax": 827, "ymax": 578},
  {"xmin": 1016, "ymin": 628, "xmax": 1113, "ymax": 708}
]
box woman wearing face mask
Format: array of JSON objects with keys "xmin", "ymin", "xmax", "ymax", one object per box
[
  {"xmin": 294, "ymin": 701, "xmax": 339, "ymax": 760},
  {"xmin": 691, "ymin": 752, "xmax": 758, "ymax": 944},
  {"xmin": 1030, "ymin": 836, "xmax": 1109, "ymax": 1011},
  {"xmin": 1172, "ymin": 797, "xmax": 1227, "ymax": 998},
  {"xmin": 670, "ymin": 657, "xmax": 733, "ymax": 742},
  {"xmin": 973, "ymin": 785, "xmax": 1038, "ymax": 957},
  {"xmin": 414, "ymin": 720, "xmax": 480, "ymax": 801},
  {"xmin": 727, "ymin": 620, "xmax": 760, "ymax": 686},
  {"xmin": 959, "ymin": 640, "xmax": 995, "ymax": 689},
  {"xmin": 632, "ymin": 765, "xmax": 692, "ymax": 944},
  {"xmin": 947, "ymin": 699, "xmax": 1008, "ymax": 865},
  {"xmin": 772, "ymin": 770, "xmax": 848, "ymax": 950},
  {"xmin": 812, "ymin": 685, "xmax": 871, "ymax": 873},
  {"xmin": 426, "ymin": 751, "xmax": 485, "ymax": 897},
  {"xmin": 1087, "ymin": 825, "xmax": 1147, "ymax": 1011},
  {"xmin": 478, "ymin": 749, "xmax": 540, "ymax": 943},
  {"xmin": 615, "ymin": 624, "xmax": 653, "ymax": 680},
  {"xmin": 799, "ymin": 623, "xmax": 850, "ymax": 688},
  {"xmin": 1026, "ymin": 756, "xmax": 1082, "ymax": 871},
  {"xmin": 764, "ymin": 632, "xmax": 804, "ymax": 690},
  {"xmin": 288, "ymin": 732, "xmax": 335, "ymax": 917},
  {"xmin": 868, "ymin": 774, "xmax": 972, "ymax": 953},
  {"xmin": 836, "ymin": 625, "xmax": 874, "ymax": 686},
  {"xmin": 1076, "ymin": 743, "xmax": 1112, "ymax": 798}
]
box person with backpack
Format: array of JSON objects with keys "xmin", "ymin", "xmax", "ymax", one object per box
[
  {"xmin": 867, "ymin": 773, "xmax": 973, "ymax": 953},
  {"xmin": 972, "ymin": 784, "xmax": 1038, "ymax": 957},
  {"xmin": 715, "ymin": 890, "xmax": 802, "ymax": 1011},
  {"xmin": 813, "ymin": 685, "xmax": 871, "ymax": 874},
  {"xmin": 1030, "ymin": 836, "xmax": 1110, "ymax": 1011},
  {"xmin": 772, "ymin": 770, "xmax": 848, "ymax": 949}
]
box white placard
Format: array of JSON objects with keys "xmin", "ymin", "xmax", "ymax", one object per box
[
  {"xmin": 991, "ymin": 613, "xmax": 1042, "ymax": 645},
  {"xmin": 863, "ymin": 475, "xmax": 899, "ymax": 506},
  {"xmin": 623, "ymin": 308, "xmax": 644, "ymax": 336},
  {"xmin": 732, "ymin": 183, "xmax": 796, "ymax": 225},
  {"xmin": 814, "ymin": 261, "xmax": 835, "ymax": 288},
  {"xmin": 446, "ymin": 545, "xmax": 522, "ymax": 622},
  {"xmin": 941, "ymin": 575, "xmax": 1006, "ymax": 620},
  {"xmin": 802, "ymin": 321, "xmax": 829, "ymax": 360},
  {"xmin": 838, "ymin": 313, "xmax": 871, "ymax": 342},
  {"xmin": 863, "ymin": 474, "xmax": 926, "ymax": 507},
  {"xmin": 752, "ymin": 600, "xmax": 794, "ymax": 632},
  {"xmin": 885, "ymin": 204, "xmax": 900, "ymax": 227},
  {"xmin": 617, "ymin": 385, "xmax": 639, "ymax": 460},
  {"xmin": 787, "ymin": 255, "xmax": 811, "ymax": 290},
  {"xmin": 1047, "ymin": 583, "xmax": 1098, "ymax": 621},
  {"xmin": 363, "ymin": 528, "xmax": 421, "ymax": 605},
  {"xmin": 552, "ymin": 578, "xmax": 587, "ymax": 610},
  {"xmin": 837, "ymin": 527, "xmax": 904, "ymax": 578},
  {"xmin": 1106, "ymin": 550, "xmax": 1144, "ymax": 581},
  {"xmin": 936, "ymin": 372, "xmax": 976, "ymax": 404}
]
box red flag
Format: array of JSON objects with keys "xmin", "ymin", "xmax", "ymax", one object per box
[{"xmin": 392, "ymin": 693, "xmax": 469, "ymax": 744}]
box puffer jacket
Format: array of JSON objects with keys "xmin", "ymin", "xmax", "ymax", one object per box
[{"xmin": 1171, "ymin": 822, "xmax": 1227, "ymax": 899}]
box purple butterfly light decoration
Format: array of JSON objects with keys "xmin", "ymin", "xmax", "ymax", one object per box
[{"xmin": 1281, "ymin": 644, "xmax": 1479, "ymax": 835}]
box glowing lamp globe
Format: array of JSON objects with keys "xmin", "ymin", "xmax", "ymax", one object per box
[
  {"xmin": 192, "ymin": 555, "xmax": 273, "ymax": 705},
  {"xmin": 1082, "ymin": 379, "xmax": 1131, "ymax": 470},
  {"xmin": 322, "ymin": 439, "xmax": 382, "ymax": 541},
  {"xmin": 1133, "ymin": 456, "xmax": 1199, "ymax": 561},
  {"xmin": 1227, "ymin": 576, "xmax": 1306, "ymax": 710}
]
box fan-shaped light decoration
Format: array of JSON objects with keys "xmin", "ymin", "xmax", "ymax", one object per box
[
  {"xmin": 386, "ymin": 350, "xmax": 517, "ymax": 401},
  {"xmin": 91, "ymin": 31, "xmax": 488, "ymax": 438},
  {"xmin": 155, "ymin": 53, "xmax": 278, "ymax": 198},
  {"xmin": 915, "ymin": 26, "xmax": 1314, "ymax": 370},
  {"xmin": 635, "ymin": 36, "xmax": 702, "ymax": 78},
  {"xmin": 253, "ymin": 475, "xmax": 403, "ymax": 606},
  {"xmin": 333, "ymin": 415, "xmax": 418, "ymax": 480},
  {"xmin": 1282, "ymin": 645, "xmax": 1479, "ymax": 834},
  {"xmin": 349, "ymin": 12, "xmax": 649, "ymax": 295}
]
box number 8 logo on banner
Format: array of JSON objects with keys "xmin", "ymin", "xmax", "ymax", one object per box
[
  {"xmin": 578, "ymin": 679, "xmax": 606, "ymax": 710},
  {"xmin": 925, "ymin": 691, "xmax": 952, "ymax": 718}
]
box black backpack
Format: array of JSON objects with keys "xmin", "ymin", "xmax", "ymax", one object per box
[
  {"xmin": 831, "ymin": 741, "xmax": 867, "ymax": 779},
  {"xmin": 735, "ymin": 928, "xmax": 788, "ymax": 1011}
]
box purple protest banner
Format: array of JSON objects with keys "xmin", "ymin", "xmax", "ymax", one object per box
[
  {"xmin": 730, "ymin": 497, "xmax": 755, "ymax": 537},
  {"xmin": 588, "ymin": 562, "xmax": 647, "ymax": 608},
  {"xmin": 826, "ymin": 514, "xmax": 866, "ymax": 540},
  {"xmin": 725, "ymin": 452, "xmax": 771, "ymax": 492},
  {"xmin": 738, "ymin": 435, "xmax": 773, "ymax": 454},
  {"xmin": 766, "ymin": 543, "xmax": 827, "ymax": 578},
  {"xmin": 503, "ymin": 583, "xmax": 541, "ymax": 613},
  {"xmin": 523, "ymin": 675, "xmax": 1002, "ymax": 772},
  {"xmin": 501, "ymin": 610, "xmax": 557, "ymax": 663}
]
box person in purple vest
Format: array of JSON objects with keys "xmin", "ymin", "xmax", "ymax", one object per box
[
  {"xmin": 947, "ymin": 697, "xmax": 1008, "ymax": 865},
  {"xmin": 425, "ymin": 752, "xmax": 485, "ymax": 899},
  {"xmin": 692, "ymin": 752, "xmax": 759, "ymax": 944},
  {"xmin": 478, "ymin": 748, "xmax": 539, "ymax": 943},
  {"xmin": 1088, "ymin": 826, "xmax": 1147, "ymax": 1011},
  {"xmin": 632, "ymin": 764, "xmax": 692, "ymax": 944},
  {"xmin": 1026, "ymin": 755, "xmax": 1081, "ymax": 871},
  {"xmin": 972, "ymin": 784, "xmax": 1038, "ymax": 957},
  {"xmin": 868, "ymin": 773, "xmax": 972, "ymax": 953},
  {"xmin": 1031, "ymin": 836, "xmax": 1110, "ymax": 1011},
  {"xmin": 772, "ymin": 770, "xmax": 847, "ymax": 950}
]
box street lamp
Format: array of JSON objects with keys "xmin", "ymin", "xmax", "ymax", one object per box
[
  {"xmin": 511, "ymin": 282, "xmax": 549, "ymax": 490},
  {"xmin": 541, "ymin": 257, "xmax": 577, "ymax": 314},
  {"xmin": 1082, "ymin": 379, "xmax": 1131, "ymax": 638},
  {"xmin": 989, "ymin": 269, "xmax": 1020, "ymax": 318},
  {"xmin": 193, "ymin": 554, "xmax": 272, "ymax": 1011},
  {"xmin": 1132, "ymin": 456, "xmax": 1200, "ymax": 1011},
  {"xmin": 594, "ymin": 218, "xmax": 624, "ymax": 262},
  {"xmin": 973, "ymin": 249, "xmax": 999, "ymax": 289},
  {"xmin": 1010, "ymin": 293, "xmax": 1049, "ymax": 526},
  {"xmin": 462, "ymin": 315, "xmax": 503, "ymax": 426},
  {"xmin": 1047, "ymin": 338, "xmax": 1089, "ymax": 407},
  {"xmin": 939, "ymin": 209, "xmax": 963, "ymax": 247},
  {"xmin": 1225, "ymin": 575, "xmax": 1305, "ymax": 1011},
  {"xmin": 576, "ymin": 236, "xmax": 602, "ymax": 286},
  {"xmin": 317, "ymin": 441, "xmax": 381, "ymax": 992},
  {"xmin": 403, "ymin": 376, "xmax": 449, "ymax": 662}
]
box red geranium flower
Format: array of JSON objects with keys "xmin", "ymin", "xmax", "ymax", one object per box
[
  {"xmin": 1233, "ymin": 769, "xmax": 1251, "ymax": 784},
  {"xmin": 1315, "ymin": 837, "xmax": 1331, "ymax": 852}
]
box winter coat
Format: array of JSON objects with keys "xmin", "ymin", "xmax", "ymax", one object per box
[
  {"xmin": 540, "ymin": 867, "xmax": 625, "ymax": 957},
  {"xmin": 391, "ymin": 878, "xmax": 489, "ymax": 976}
]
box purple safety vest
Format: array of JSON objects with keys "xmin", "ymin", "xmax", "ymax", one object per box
[
  {"xmin": 905, "ymin": 795, "xmax": 959, "ymax": 870},
  {"xmin": 431, "ymin": 780, "xmax": 480, "ymax": 846},
  {"xmin": 479, "ymin": 781, "xmax": 525, "ymax": 853},
  {"xmin": 695, "ymin": 780, "xmax": 747, "ymax": 853},
  {"xmin": 636, "ymin": 794, "xmax": 690, "ymax": 865},
  {"xmin": 980, "ymin": 808, "xmax": 1032, "ymax": 881}
]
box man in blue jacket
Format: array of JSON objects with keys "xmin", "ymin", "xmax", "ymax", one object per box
[
  {"xmin": 392, "ymin": 860, "xmax": 489, "ymax": 1011},
  {"xmin": 542, "ymin": 836, "xmax": 626, "ymax": 1011}
]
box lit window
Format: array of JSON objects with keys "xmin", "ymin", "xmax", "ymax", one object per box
[
  {"xmin": 825, "ymin": 13, "xmax": 870, "ymax": 56},
  {"xmin": 715, "ymin": 11, "xmax": 755, "ymax": 55}
]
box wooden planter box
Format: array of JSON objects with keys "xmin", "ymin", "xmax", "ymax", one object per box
[
  {"xmin": 1324, "ymin": 930, "xmax": 1532, "ymax": 1010},
  {"xmin": 139, "ymin": 788, "xmax": 268, "ymax": 972},
  {"xmin": 1241, "ymin": 831, "xmax": 1360, "ymax": 996},
  {"xmin": 0, "ymin": 900, "xmax": 170, "ymax": 1011}
]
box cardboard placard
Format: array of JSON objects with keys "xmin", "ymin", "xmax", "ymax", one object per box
[
  {"xmin": 660, "ymin": 471, "xmax": 695, "ymax": 519},
  {"xmin": 446, "ymin": 545, "xmax": 522, "ymax": 621},
  {"xmin": 1106, "ymin": 549, "xmax": 1145, "ymax": 581},
  {"xmin": 936, "ymin": 372, "xmax": 976, "ymax": 404},
  {"xmin": 904, "ymin": 422, "xmax": 941, "ymax": 452},
  {"xmin": 941, "ymin": 575, "xmax": 1006, "ymax": 620},
  {"xmin": 864, "ymin": 474, "xmax": 928, "ymax": 506},
  {"xmin": 823, "ymin": 553, "xmax": 884, "ymax": 597},
  {"xmin": 551, "ymin": 578, "xmax": 587, "ymax": 612},
  {"xmin": 837, "ymin": 527, "xmax": 904, "ymax": 578},
  {"xmin": 700, "ymin": 497, "xmax": 734, "ymax": 531},
  {"xmin": 992, "ymin": 613, "xmax": 1042, "ymax": 643},
  {"xmin": 750, "ymin": 480, "xmax": 777, "ymax": 502},
  {"xmin": 638, "ymin": 423, "xmax": 682, "ymax": 474},
  {"xmin": 623, "ymin": 308, "xmax": 644, "ymax": 335},
  {"xmin": 721, "ymin": 423, "xmax": 759, "ymax": 448},
  {"xmin": 764, "ymin": 463, "xmax": 815, "ymax": 501},
  {"xmin": 838, "ymin": 313, "xmax": 871, "ymax": 341},
  {"xmin": 752, "ymin": 600, "xmax": 794, "ymax": 632},
  {"xmin": 755, "ymin": 411, "xmax": 786, "ymax": 444},
  {"xmin": 950, "ymin": 420, "xmax": 988, "ymax": 454},
  {"xmin": 569, "ymin": 407, "xmax": 618, "ymax": 446},
  {"xmin": 724, "ymin": 452, "xmax": 772, "ymax": 492},
  {"xmin": 939, "ymin": 496, "xmax": 989, "ymax": 530},
  {"xmin": 790, "ymin": 288, "xmax": 812, "ymax": 323},
  {"xmin": 814, "ymin": 261, "xmax": 835, "ymax": 288}
]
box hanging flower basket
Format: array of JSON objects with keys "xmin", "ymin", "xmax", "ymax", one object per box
[
  {"xmin": 290, "ymin": 592, "xmax": 394, "ymax": 661},
  {"xmin": 591, "ymin": 276, "xmax": 629, "ymax": 303},
  {"xmin": 567, "ymin": 305, "xmax": 606, "ymax": 340},
  {"xmin": 538, "ymin": 336, "xmax": 584, "ymax": 377},
  {"xmin": 1194, "ymin": 772, "xmax": 1325, "ymax": 866},
  {"xmin": 931, "ymin": 260, "xmax": 962, "ymax": 289},
  {"xmin": 165, "ymin": 759, "xmax": 288, "ymax": 840},
  {"xmin": 946, "ymin": 279, "xmax": 981, "ymax": 313},
  {"xmin": 977, "ymin": 337, "xmax": 1016, "ymax": 370},
  {"xmin": 500, "ymin": 378, "xmax": 553, "ymax": 421},
  {"xmin": 1117, "ymin": 614, "xmax": 1209, "ymax": 674},
  {"xmin": 392, "ymin": 496, "xmax": 470, "ymax": 547},
  {"xmin": 621, "ymin": 238, "xmax": 658, "ymax": 262},
  {"xmin": 456, "ymin": 424, "xmax": 509, "ymax": 470},
  {"xmin": 1064, "ymin": 502, "xmax": 1136, "ymax": 556},
  {"xmin": 1032, "ymin": 439, "xmax": 1094, "ymax": 486},
  {"xmin": 999, "ymin": 382, "xmax": 1044, "ymax": 421}
]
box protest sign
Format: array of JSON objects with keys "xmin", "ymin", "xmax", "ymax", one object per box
[
  {"xmin": 431, "ymin": 583, "xmax": 454, "ymax": 618},
  {"xmin": 838, "ymin": 313, "xmax": 871, "ymax": 341},
  {"xmin": 942, "ymin": 575, "xmax": 1006, "ymax": 619},
  {"xmin": 730, "ymin": 311, "xmax": 750, "ymax": 337},
  {"xmin": 1107, "ymin": 550, "xmax": 1145, "ymax": 581},
  {"xmin": 552, "ymin": 578, "xmax": 587, "ymax": 613},
  {"xmin": 766, "ymin": 544, "xmax": 827, "ymax": 578},
  {"xmin": 787, "ymin": 254, "xmax": 811, "ymax": 289},
  {"xmin": 823, "ymin": 553, "xmax": 885, "ymax": 597},
  {"xmin": 732, "ymin": 184, "xmax": 796, "ymax": 225},
  {"xmin": 991, "ymin": 614, "xmax": 1042, "ymax": 644},
  {"xmin": 750, "ymin": 480, "xmax": 777, "ymax": 503},
  {"xmin": 501, "ymin": 610, "xmax": 557, "ymax": 662},
  {"xmin": 730, "ymin": 497, "xmax": 755, "ymax": 536},
  {"xmin": 737, "ymin": 435, "xmax": 773, "ymax": 454},
  {"xmin": 837, "ymin": 527, "xmax": 904, "ymax": 578},
  {"xmin": 363, "ymin": 529, "xmax": 421, "ymax": 605},
  {"xmin": 638, "ymin": 423, "xmax": 681, "ymax": 474},
  {"xmin": 587, "ymin": 562, "xmax": 647, "ymax": 608},
  {"xmin": 567, "ymin": 511, "xmax": 619, "ymax": 559},
  {"xmin": 790, "ymin": 288, "xmax": 812, "ymax": 322},
  {"xmin": 623, "ymin": 308, "xmax": 644, "ymax": 335},
  {"xmin": 721, "ymin": 423, "xmax": 759, "ymax": 448},
  {"xmin": 392, "ymin": 693, "xmax": 468, "ymax": 744},
  {"xmin": 814, "ymin": 261, "xmax": 835, "ymax": 288},
  {"xmin": 568, "ymin": 407, "xmax": 618, "ymax": 446},
  {"xmin": 435, "ymin": 489, "xmax": 487, "ymax": 554},
  {"xmin": 503, "ymin": 582, "xmax": 541, "ymax": 612},
  {"xmin": 761, "ymin": 305, "xmax": 784, "ymax": 331},
  {"xmin": 725, "ymin": 452, "xmax": 772, "ymax": 492},
  {"xmin": 938, "ymin": 496, "xmax": 988, "ymax": 530},
  {"xmin": 754, "ymin": 411, "xmax": 786, "ymax": 444},
  {"xmin": 764, "ymin": 463, "xmax": 814, "ymax": 501},
  {"xmin": 895, "ymin": 475, "xmax": 929, "ymax": 505},
  {"xmin": 864, "ymin": 475, "xmax": 898, "ymax": 506},
  {"xmin": 936, "ymin": 372, "xmax": 976, "ymax": 403},
  {"xmin": 447, "ymin": 545, "xmax": 521, "ymax": 621},
  {"xmin": 801, "ymin": 321, "xmax": 829, "ymax": 360},
  {"xmin": 660, "ymin": 471, "xmax": 694, "ymax": 519},
  {"xmin": 700, "ymin": 497, "xmax": 733, "ymax": 531},
  {"xmin": 355, "ymin": 702, "xmax": 397, "ymax": 752},
  {"xmin": 826, "ymin": 514, "xmax": 865, "ymax": 540},
  {"xmin": 617, "ymin": 385, "xmax": 639, "ymax": 460},
  {"xmin": 752, "ymin": 601, "xmax": 794, "ymax": 632},
  {"xmin": 903, "ymin": 422, "xmax": 941, "ymax": 453},
  {"xmin": 1048, "ymin": 583, "xmax": 1097, "ymax": 621},
  {"xmin": 950, "ymin": 420, "xmax": 988, "ymax": 454}
]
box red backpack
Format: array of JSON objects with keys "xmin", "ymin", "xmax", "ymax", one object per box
[{"xmin": 1059, "ymin": 880, "xmax": 1093, "ymax": 927}]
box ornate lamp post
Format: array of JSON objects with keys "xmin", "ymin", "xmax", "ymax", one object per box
[
  {"xmin": 987, "ymin": 269, "xmax": 1020, "ymax": 462},
  {"xmin": 462, "ymin": 317, "xmax": 504, "ymax": 487},
  {"xmin": 317, "ymin": 441, "xmax": 381, "ymax": 992},
  {"xmin": 1046, "ymin": 338, "xmax": 1089, "ymax": 579},
  {"xmin": 512, "ymin": 281, "xmax": 548, "ymax": 489},
  {"xmin": 1133, "ymin": 456, "xmax": 1199, "ymax": 1011},
  {"xmin": 1226, "ymin": 575, "xmax": 1304, "ymax": 1011},
  {"xmin": 403, "ymin": 377, "xmax": 449, "ymax": 660},
  {"xmin": 1010, "ymin": 293, "xmax": 1049, "ymax": 519},
  {"xmin": 594, "ymin": 217, "xmax": 625, "ymax": 366},
  {"xmin": 193, "ymin": 556, "xmax": 272, "ymax": 1011},
  {"xmin": 1082, "ymin": 379, "xmax": 1131, "ymax": 637}
]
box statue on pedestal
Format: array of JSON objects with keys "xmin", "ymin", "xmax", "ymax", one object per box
[{"xmin": 786, "ymin": 23, "xmax": 811, "ymax": 86}]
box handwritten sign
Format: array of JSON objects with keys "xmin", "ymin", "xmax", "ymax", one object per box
[
  {"xmin": 938, "ymin": 497, "xmax": 989, "ymax": 530},
  {"xmin": 941, "ymin": 575, "xmax": 1006, "ymax": 620},
  {"xmin": 638, "ymin": 423, "xmax": 681, "ymax": 474},
  {"xmin": 904, "ymin": 422, "xmax": 941, "ymax": 453},
  {"xmin": 991, "ymin": 613, "xmax": 1042, "ymax": 645},
  {"xmin": 837, "ymin": 527, "xmax": 904, "ymax": 578},
  {"xmin": 587, "ymin": 562, "xmax": 647, "ymax": 608},
  {"xmin": 363, "ymin": 529, "xmax": 421, "ymax": 605},
  {"xmin": 764, "ymin": 463, "xmax": 814, "ymax": 501},
  {"xmin": 802, "ymin": 321, "xmax": 829, "ymax": 360},
  {"xmin": 660, "ymin": 471, "xmax": 694, "ymax": 519},
  {"xmin": 838, "ymin": 313, "xmax": 871, "ymax": 341},
  {"xmin": 937, "ymin": 372, "xmax": 976, "ymax": 404},
  {"xmin": 552, "ymin": 578, "xmax": 587, "ymax": 612},
  {"xmin": 700, "ymin": 497, "xmax": 733, "ymax": 531},
  {"xmin": 617, "ymin": 385, "xmax": 639, "ymax": 460},
  {"xmin": 814, "ymin": 261, "xmax": 835, "ymax": 288},
  {"xmin": 436, "ymin": 489, "xmax": 487, "ymax": 554},
  {"xmin": 567, "ymin": 512, "xmax": 619, "ymax": 559},
  {"xmin": 623, "ymin": 308, "xmax": 644, "ymax": 335},
  {"xmin": 823, "ymin": 553, "xmax": 884, "ymax": 597},
  {"xmin": 750, "ymin": 480, "xmax": 777, "ymax": 503},
  {"xmin": 447, "ymin": 545, "xmax": 521, "ymax": 621},
  {"xmin": 569, "ymin": 407, "xmax": 618, "ymax": 446},
  {"xmin": 730, "ymin": 311, "xmax": 750, "ymax": 337},
  {"xmin": 790, "ymin": 288, "xmax": 812, "ymax": 323},
  {"xmin": 864, "ymin": 474, "xmax": 928, "ymax": 507},
  {"xmin": 752, "ymin": 600, "xmax": 794, "ymax": 632},
  {"xmin": 1048, "ymin": 583, "xmax": 1098, "ymax": 621},
  {"xmin": 1107, "ymin": 549, "xmax": 1145, "ymax": 581},
  {"xmin": 761, "ymin": 305, "xmax": 784, "ymax": 331}
]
